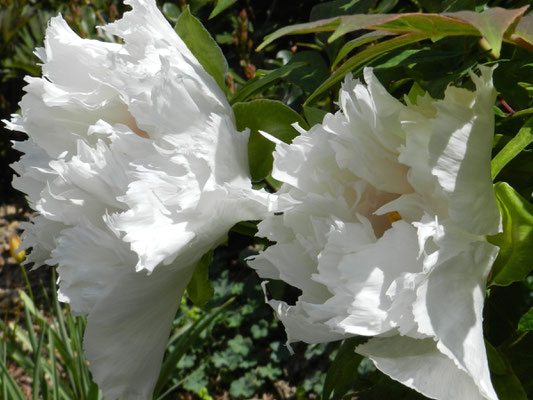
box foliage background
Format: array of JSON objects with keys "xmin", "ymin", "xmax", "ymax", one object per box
[{"xmin": 1, "ymin": 0, "xmax": 533, "ymax": 399}]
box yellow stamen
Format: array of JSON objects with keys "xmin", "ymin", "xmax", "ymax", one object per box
[
  {"xmin": 9, "ymin": 235, "xmax": 26, "ymax": 264},
  {"xmin": 386, "ymin": 211, "xmax": 402, "ymax": 223}
]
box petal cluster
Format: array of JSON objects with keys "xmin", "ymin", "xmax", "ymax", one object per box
[
  {"xmin": 5, "ymin": 0, "xmax": 266, "ymax": 398},
  {"xmin": 249, "ymin": 67, "xmax": 501, "ymax": 400}
]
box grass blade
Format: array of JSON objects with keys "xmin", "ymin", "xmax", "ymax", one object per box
[
  {"xmin": 31, "ymin": 329, "xmax": 46, "ymax": 400},
  {"xmin": 153, "ymin": 297, "xmax": 235, "ymax": 397},
  {"xmin": 48, "ymin": 328, "xmax": 58, "ymax": 400},
  {"xmin": 0, "ymin": 340, "xmax": 26, "ymax": 399}
]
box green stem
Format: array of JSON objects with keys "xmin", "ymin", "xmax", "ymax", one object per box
[
  {"xmin": 509, "ymin": 331, "xmax": 528, "ymax": 348},
  {"xmin": 19, "ymin": 263, "xmax": 34, "ymax": 302}
]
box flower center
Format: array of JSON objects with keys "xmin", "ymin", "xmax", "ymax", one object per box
[
  {"xmin": 386, "ymin": 211, "xmax": 402, "ymax": 223},
  {"xmin": 352, "ymin": 184, "xmax": 401, "ymax": 238},
  {"xmin": 124, "ymin": 114, "xmax": 150, "ymax": 138}
]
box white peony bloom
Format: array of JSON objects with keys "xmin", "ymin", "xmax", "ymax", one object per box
[
  {"xmin": 5, "ymin": 0, "xmax": 268, "ymax": 398},
  {"xmin": 249, "ymin": 67, "xmax": 501, "ymax": 400}
]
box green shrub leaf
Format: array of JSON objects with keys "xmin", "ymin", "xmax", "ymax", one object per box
[
  {"xmin": 518, "ymin": 307, "xmax": 533, "ymax": 332},
  {"xmin": 303, "ymin": 105, "xmax": 328, "ymax": 127},
  {"xmin": 306, "ymin": 32, "xmax": 431, "ymax": 105},
  {"xmin": 488, "ymin": 182, "xmax": 533, "ymax": 286},
  {"xmin": 286, "ymin": 51, "xmax": 330, "ymax": 92},
  {"xmin": 492, "ymin": 117, "xmax": 533, "ymax": 181},
  {"xmin": 162, "ymin": 2, "xmax": 181, "ymax": 22},
  {"xmin": 176, "ymin": 6, "xmax": 228, "ymax": 91},
  {"xmin": 229, "ymin": 62, "xmax": 306, "ymax": 105},
  {"xmin": 209, "ymin": 0, "xmax": 238, "ymax": 19},
  {"xmin": 486, "ymin": 341, "xmax": 527, "ymax": 400},
  {"xmin": 233, "ymin": 100, "xmax": 308, "ymax": 182},
  {"xmin": 187, "ymin": 251, "xmax": 215, "ymax": 309},
  {"xmin": 322, "ymin": 337, "xmax": 365, "ymax": 400}
]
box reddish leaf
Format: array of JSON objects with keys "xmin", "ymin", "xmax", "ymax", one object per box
[
  {"xmin": 330, "ymin": 13, "xmax": 475, "ymax": 42},
  {"xmin": 258, "ymin": 7, "xmax": 530, "ymax": 58},
  {"xmin": 447, "ymin": 6, "xmax": 528, "ymax": 57},
  {"xmin": 257, "ymin": 17, "xmax": 340, "ymax": 51},
  {"xmin": 513, "ymin": 14, "xmax": 533, "ymax": 52}
]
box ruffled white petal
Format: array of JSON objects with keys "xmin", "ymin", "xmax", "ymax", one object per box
[
  {"xmin": 250, "ymin": 67, "xmax": 500, "ymax": 399},
  {"xmin": 327, "ymin": 73, "xmax": 411, "ymax": 195},
  {"xmin": 84, "ymin": 262, "xmax": 194, "ymax": 400},
  {"xmin": 356, "ymin": 336, "xmax": 491, "ymax": 400},
  {"xmin": 267, "ymin": 299, "xmax": 348, "ymax": 345},
  {"xmin": 427, "ymin": 69, "xmax": 500, "ymax": 236},
  {"xmin": 6, "ymin": 1, "xmax": 267, "ymax": 398},
  {"xmin": 50, "ymin": 221, "xmax": 134, "ymax": 315},
  {"xmin": 412, "ymin": 240, "xmax": 499, "ymax": 400}
]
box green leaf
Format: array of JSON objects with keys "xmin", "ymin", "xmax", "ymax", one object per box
[
  {"xmin": 309, "ymin": 0, "xmax": 376, "ymax": 21},
  {"xmin": 209, "ymin": 0, "xmax": 237, "ymax": 19},
  {"xmin": 250, "ymin": 320, "xmax": 269, "ymax": 339},
  {"xmin": 488, "ymin": 182, "xmax": 533, "ymax": 287},
  {"xmin": 286, "ymin": 51, "xmax": 330, "ymax": 92},
  {"xmin": 407, "ymin": 81, "xmax": 426, "ymax": 105},
  {"xmin": 492, "ymin": 117, "xmax": 533, "ymax": 181},
  {"xmin": 306, "ymin": 32, "xmax": 432, "ymax": 105},
  {"xmin": 233, "ymin": 100, "xmax": 308, "ymax": 182},
  {"xmin": 442, "ymin": 0, "xmax": 475, "ymax": 12},
  {"xmin": 322, "ymin": 337, "xmax": 365, "ymax": 400},
  {"xmin": 186, "ymin": 251, "xmax": 214, "ymax": 309},
  {"xmin": 189, "ymin": 0, "xmax": 211, "ymax": 14},
  {"xmin": 229, "ymin": 61, "xmax": 306, "ymax": 105},
  {"xmin": 230, "ymin": 220, "xmax": 259, "ymax": 238},
  {"xmin": 303, "ymin": 105, "xmax": 328, "ymax": 127},
  {"xmin": 162, "ymin": 2, "xmax": 181, "ymax": 22},
  {"xmin": 493, "ymin": 105, "xmax": 506, "ymax": 118},
  {"xmin": 333, "ymin": 30, "xmax": 394, "ymax": 68},
  {"xmin": 229, "ymin": 372, "xmax": 259, "ymax": 398},
  {"xmin": 265, "ymin": 175, "xmax": 283, "ymax": 191},
  {"xmin": 175, "ymin": 6, "xmax": 228, "ymax": 91},
  {"xmin": 504, "ymin": 332, "xmax": 533, "ymax": 396},
  {"xmin": 87, "ymin": 382, "xmax": 101, "ymax": 400},
  {"xmin": 373, "ymin": 48, "xmax": 465, "ymax": 70},
  {"xmin": 80, "ymin": 6, "xmax": 96, "ymax": 34},
  {"xmin": 517, "ymin": 307, "xmax": 533, "ymax": 332},
  {"xmin": 486, "ymin": 341, "xmax": 527, "ymax": 400},
  {"xmin": 228, "ymin": 334, "xmax": 253, "ymax": 356},
  {"xmin": 257, "ymin": 363, "xmax": 282, "ymax": 380},
  {"xmin": 374, "ymin": 0, "xmax": 398, "ymax": 13}
]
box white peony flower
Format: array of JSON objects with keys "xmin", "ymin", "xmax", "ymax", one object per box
[
  {"xmin": 5, "ymin": 0, "xmax": 268, "ymax": 398},
  {"xmin": 249, "ymin": 67, "xmax": 501, "ymax": 400}
]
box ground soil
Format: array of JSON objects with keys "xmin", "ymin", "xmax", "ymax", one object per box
[{"xmin": 0, "ymin": 200, "xmax": 52, "ymax": 317}]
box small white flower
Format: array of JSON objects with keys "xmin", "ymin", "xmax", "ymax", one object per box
[
  {"xmin": 5, "ymin": 0, "xmax": 267, "ymax": 398},
  {"xmin": 249, "ymin": 67, "xmax": 501, "ymax": 400}
]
